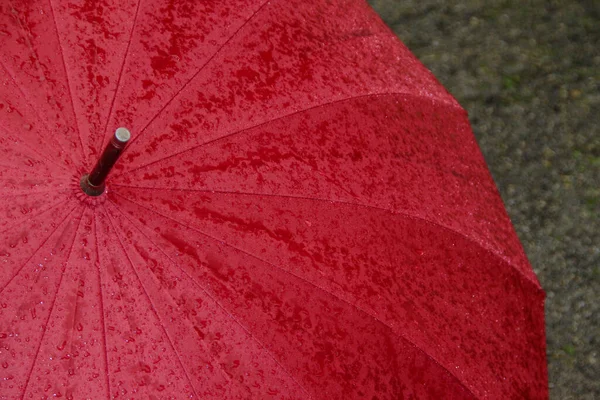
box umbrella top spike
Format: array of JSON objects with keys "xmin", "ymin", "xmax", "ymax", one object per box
[
  {"xmin": 80, "ymin": 127, "xmax": 131, "ymax": 196},
  {"xmin": 114, "ymin": 127, "xmax": 131, "ymax": 144}
]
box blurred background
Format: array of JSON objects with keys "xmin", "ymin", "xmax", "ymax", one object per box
[{"xmin": 368, "ymin": 1, "xmax": 599, "ymax": 399}]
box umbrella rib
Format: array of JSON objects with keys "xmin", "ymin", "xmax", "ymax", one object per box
[
  {"xmin": 48, "ymin": 0, "xmax": 85, "ymax": 164},
  {"xmin": 92, "ymin": 210, "xmax": 112, "ymax": 400},
  {"xmin": 111, "ymin": 193, "xmax": 478, "ymax": 398},
  {"xmin": 21, "ymin": 206, "xmax": 85, "ymax": 397},
  {"xmin": 0, "ymin": 39, "xmax": 74, "ymax": 173},
  {"xmin": 0, "ymin": 187, "xmax": 70, "ymax": 197},
  {"xmin": 126, "ymin": 91, "xmax": 460, "ymax": 173},
  {"xmin": 101, "ymin": 205, "xmax": 202, "ymax": 399},
  {"xmin": 109, "ymin": 185, "xmax": 542, "ymax": 291},
  {"xmin": 0, "ymin": 198, "xmax": 68, "ymax": 235},
  {"xmin": 0, "ymin": 203, "xmax": 78, "ymax": 295},
  {"xmin": 0, "ymin": 101, "xmax": 71, "ymax": 174},
  {"xmin": 124, "ymin": 0, "xmax": 273, "ymax": 150},
  {"xmin": 106, "ymin": 201, "xmax": 314, "ymax": 398},
  {"xmin": 97, "ymin": 0, "xmax": 143, "ymax": 155}
]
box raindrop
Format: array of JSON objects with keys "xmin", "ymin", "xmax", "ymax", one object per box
[
  {"xmin": 76, "ymin": 323, "xmax": 83, "ymax": 332},
  {"xmin": 1, "ymin": 362, "xmax": 7, "ymax": 368}
]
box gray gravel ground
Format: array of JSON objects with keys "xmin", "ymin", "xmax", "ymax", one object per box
[{"xmin": 368, "ymin": 1, "xmax": 599, "ymax": 399}]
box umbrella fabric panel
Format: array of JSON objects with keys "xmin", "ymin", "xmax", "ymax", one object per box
[
  {"xmin": 116, "ymin": 94, "xmax": 538, "ymax": 287},
  {"xmin": 0, "ymin": 66, "xmax": 75, "ymax": 172},
  {"xmin": 0, "ymin": 0, "xmax": 85, "ymax": 169},
  {"xmin": 100, "ymin": 0, "xmax": 268, "ymax": 160},
  {"xmin": 116, "ymin": 0, "xmax": 456, "ymax": 171},
  {"xmin": 52, "ymin": 0, "xmax": 265, "ymax": 164},
  {"xmin": 95, "ymin": 206, "xmax": 307, "ymax": 399},
  {"xmin": 51, "ymin": 0, "xmax": 139, "ymax": 165},
  {"xmin": 0, "ymin": 204, "xmax": 83, "ymax": 396},
  {"xmin": 111, "ymin": 182, "xmax": 546, "ymax": 399},
  {"xmin": 104, "ymin": 198, "xmax": 478, "ymax": 399}
]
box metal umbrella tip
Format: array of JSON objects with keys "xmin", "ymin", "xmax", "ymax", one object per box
[{"xmin": 115, "ymin": 127, "xmax": 131, "ymax": 143}]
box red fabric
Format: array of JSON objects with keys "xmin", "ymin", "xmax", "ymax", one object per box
[{"xmin": 0, "ymin": 0, "xmax": 547, "ymax": 398}]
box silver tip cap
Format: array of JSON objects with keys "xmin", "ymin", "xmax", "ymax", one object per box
[{"xmin": 115, "ymin": 127, "xmax": 131, "ymax": 143}]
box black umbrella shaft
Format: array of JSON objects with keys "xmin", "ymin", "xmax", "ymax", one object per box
[
  {"xmin": 89, "ymin": 136, "xmax": 127, "ymax": 186},
  {"xmin": 81, "ymin": 128, "xmax": 130, "ymax": 196}
]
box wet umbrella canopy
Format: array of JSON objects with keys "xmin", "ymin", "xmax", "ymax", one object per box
[{"xmin": 0, "ymin": 0, "xmax": 548, "ymax": 398}]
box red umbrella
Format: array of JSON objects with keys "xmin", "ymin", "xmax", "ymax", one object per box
[{"xmin": 0, "ymin": 0, "xmax": 547, "ymax": 398}]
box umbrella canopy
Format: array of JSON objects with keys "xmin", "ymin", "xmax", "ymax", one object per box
[{"xmin": 0, "ymin": 0, "xmax": 547, "ymax": 398}]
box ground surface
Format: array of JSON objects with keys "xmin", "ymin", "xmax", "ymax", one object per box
[{"xmin": 368, "ymin": 1, "xmax": 599, "ymax": 399}]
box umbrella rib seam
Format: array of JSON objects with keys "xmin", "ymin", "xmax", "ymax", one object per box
[
  {"xmin": 111, "ymin": 192, "xmax": 480, "ymax": 399},
  {"xmin": 97, "ymin": 0, "xmax": 143, "ymax": 156},
  {"xmin": 0, "ymin": 202, "xmax": 77, "ymax": 296},
  {"xmin": 47, "ymin": 0, "xmax": 86, "ymax": 165},
  {"xmin": 92, "ymin": 210, "xmax": 112, "ymax": 399},
  {"xmin": 0, "ymin": 90, "xmax": 72, "ymax": 173},
  {"xmin": 123, "ymin": 0, "xmax": 274, "ymax": 153},
  {"xmin": 106, "ymin": 200, "xmax": 314, "ymax": 399},
  {"xmin": 0, "ymin": 198, "xmax": 67, "ymax": 236},
  {"xmin": 111, "ymin": 185, "xmax": 543, "ymax": 293},
  {"xmin": 21, "ymin": 205, "xmax": 85, "ymax": 397},
  {"xmin": 102, "ymin": 204, "xmax": 204, "ymax": 399},
  {"xmin": 125, "ymin": 91, "xmax": 463, "ymax": 174}
]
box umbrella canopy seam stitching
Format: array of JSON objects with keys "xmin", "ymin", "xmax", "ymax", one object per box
[
  {"xmin": 48, "ymin": 0, "xmax": 85, "ymax": 165},
  {"xmin": 109, "ymin": 185, "xmax": 543, "ymax": 294},
  {"xmin": 101, "ymin": 204, "xmax": 203, "ymax": 399},
  {"xmin": 110, "ymin": 191, "xmax": 482, "ymax": 399},
  {"xmin": 20, "ymin": 206, "xmax": 85, "ymax": 395},
  {"xmin": 91, "ymin": 210, "xmax": 112, "ymax": 399},
  {"xmin": 106, "ymin": 200, "xmax": 314, "ymax": 399},
  {"xmin": 0, "ymin": 203, "xmax": 79, "ymax": 295},
  {"xmin": 114, "ymin": 0, "xmax": 272, "ymax": 155},
  {"xmin": 96, "ymin": 0, "xmax": 142, "ymax": 158},
  {"xmin": 0, "ymin": 87, "xmax": 71, "ymax": 173},
  {"xmin": 124, "ymin": 91, "xmax": 463, "ymax": 175}
]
